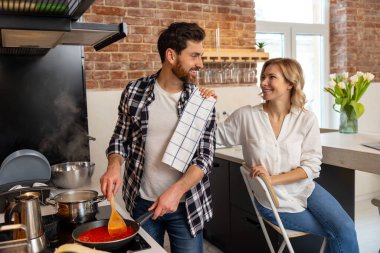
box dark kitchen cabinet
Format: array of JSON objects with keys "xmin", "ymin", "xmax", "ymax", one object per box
[
  {"xmin": 204, "ymin": 158, "xmax": 272, "ymax": 253},
  {"xmin": 204, "ymin": 158, "xmax": 230, "ymax": 251},
  {"xmin": 230, "ymin": 205, "xmax": 270, "ymax": 253},
  {"xmin": 205, "ymin": 157, "xmax": 356, "ymax": 253}
]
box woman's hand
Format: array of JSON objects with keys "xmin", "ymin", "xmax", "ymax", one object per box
[
  {"xmin": 199, "ymin": 87, "xmax": 218, "ymax": 99},
  {"xmin": 250, "ymin": 164, "xmax": 271, "ymax": 184}
]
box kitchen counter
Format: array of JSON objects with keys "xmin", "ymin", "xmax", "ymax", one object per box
[
  {"xmin": 0, "ymin": 180, "xmax": 166, "ymax": 253},
  {"xmin": 216, "ymin": 132, "xmax": 380, "ymax": 174},
  {"xmin": 321, "ymin": 132, "xmax": 380, "ymax": 174}
]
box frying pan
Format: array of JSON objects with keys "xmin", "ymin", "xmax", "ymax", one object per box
[{"xmin": 72, "ymin": 211, "xmax": 153, "ymax": 251}]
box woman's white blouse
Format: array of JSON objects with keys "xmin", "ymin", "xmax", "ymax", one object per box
[{"xmin": 216, "ymin": 104, "xmax": 322, "ymax": 213}]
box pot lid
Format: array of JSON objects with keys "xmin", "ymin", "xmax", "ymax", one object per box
[{"xmin": 0, "ymin": 149, "xmax": 51, "ymax": 191}]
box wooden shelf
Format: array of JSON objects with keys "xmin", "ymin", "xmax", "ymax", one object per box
[{"xmin": 202, "ymin": 48, "xmax": 269, "ymax": 63}]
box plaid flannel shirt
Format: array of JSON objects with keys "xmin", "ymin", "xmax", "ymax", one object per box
[{"xmin": 106, "ymin": 71, "xmax": 216, "ymax": 237}]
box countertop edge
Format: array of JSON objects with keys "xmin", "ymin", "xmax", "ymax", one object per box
[{"xmin": 215, "ymin": 132, "xmax": 380, "ymax": 175}]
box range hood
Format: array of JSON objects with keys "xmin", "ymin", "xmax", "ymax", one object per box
[{"xmin": 0, "ymin": 0, "xmax": 127, "ymax": 55}]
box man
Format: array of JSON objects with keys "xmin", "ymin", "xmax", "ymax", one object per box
[{"xmin": 100, "ymin": 22, "xmax": 216, "ymax": 253}]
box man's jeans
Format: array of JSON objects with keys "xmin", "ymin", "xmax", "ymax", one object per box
[
  {"xmin": 255, "ymin": 183, "xmax": 359, "ymax": 253},
  {"xmin": 132, "ymin": 196, "xmax": 203, "ymax": 253}
]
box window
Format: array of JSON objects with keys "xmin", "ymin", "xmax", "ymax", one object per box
[
  {"xmin": 255, "ymin": 0, "xmax": 330, "ymax": 127},
  {"xmin": 255, "ymin": 0, "xmax": 325, "ymax": 24}
]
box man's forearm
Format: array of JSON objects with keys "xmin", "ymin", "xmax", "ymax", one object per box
[
  {"xmin": 172, "ymin": 164, "xmax": 205, "ymax": 197},
  {"xmin": 107, "ymin": 153, "xmax": 124, "ymax": 168}
]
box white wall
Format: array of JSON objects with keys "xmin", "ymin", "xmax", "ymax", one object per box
[
  {"xmin": 87, "ymin": 84, "xmax": 380, "ymax": 204},
  {"xmin": 87, "ymin": 90, "xmax": 123, "ymax": 204},
  {"xmin": 354, "ymin": 83, "xmax": 380, "ymax": 200}
]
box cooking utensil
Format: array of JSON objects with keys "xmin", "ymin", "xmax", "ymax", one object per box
[
  {"xmin": 72, "ymin": 211, "xmax": 153, "ymax": 251},
  {"xmin": 50, "ymin": 161, "xmax": 95, "ymax": 189},
  {"xmin": 46, "ymin": 190, "xmax": 105, "ymax": 223},
  {"xmin": 108, "ymin": 196, "xmax": 128, "ymax": 236},
  {"xmin": 4, "ymin": 192, "xmax": 47, "ymax": 253}
]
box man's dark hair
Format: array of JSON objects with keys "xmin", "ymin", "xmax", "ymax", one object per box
[{"xmin": 157, "ymin": 22, "xmax": 205, "ymax": 63}]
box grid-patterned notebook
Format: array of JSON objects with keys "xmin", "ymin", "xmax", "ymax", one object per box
[{"xmin": 162, "ymin": 88, "xmax": 216, "ymax": 173}]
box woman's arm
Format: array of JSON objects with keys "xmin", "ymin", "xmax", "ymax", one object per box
[{"xmin": 251, "ymin": 165, "xmax": 307, "ymax": 185}]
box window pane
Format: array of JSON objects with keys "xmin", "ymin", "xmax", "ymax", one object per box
[
  {"xmin": 255, "ymin": 33, "xmax": 284, "ymax": 83},
  {"xmin": 255, "ymin": 0, "xmax": 325, "ymax": 24},
  {"xmin": 296, "ymin": 34, "xmax": 323, "ymax": 124}
]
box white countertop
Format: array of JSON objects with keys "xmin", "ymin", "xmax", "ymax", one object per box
[
  {"xmin": 321, "ymin": 132, "xmax": 380, "ymax": 174},
  {"xmin": 215, "ymin": 132, "xmax": 380, "ymax": 175},
  {"xmin": 0, "ymin": 181, "xmax": 166, "ymax": 253}
]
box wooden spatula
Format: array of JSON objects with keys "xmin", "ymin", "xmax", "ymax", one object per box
[{"xmin": 108, "ymin": 195, "xmax": 128, "ymax": 236}]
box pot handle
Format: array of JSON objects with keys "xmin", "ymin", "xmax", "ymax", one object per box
[
  {"xmin": 45, "ymin": 197, "xmax": 56, "ymax": 206},
  {"xmin": 92, "ymin": 195, "xmax": 106, "ymax": 204},
  {"xmin": 135, "ymin": 210, "xmax": 154, "ymax": 225}
]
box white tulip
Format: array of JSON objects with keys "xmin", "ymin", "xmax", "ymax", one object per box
[
  {"xmin": 356, "ymin": 71, "xmax": 364, "ymax": 77},
  {"xmin": 338, "ymin": 82, "xmax": 346, "ymax": 89},
  {"xmin": 342, "ymin": 72, "xmax": 349, "ymax": 80},
  {"xmin": 329, "ymin": 73, "xmax": 336, "ymax": 80},
  {"xmin": 350, "ymin": 75, "xmax": 358, "ymax": 84},
  {"xmin": 328, "ymin": 80, "xmax": 336, "ymax": 88},
  {"xmin": 364, "ymin": 72, "xmax": 375, "ymax": 81}
]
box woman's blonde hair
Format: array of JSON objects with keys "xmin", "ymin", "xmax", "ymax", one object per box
[{"xmin": 261, "ymin": 58, "xmax": 307, "ymax": 109}]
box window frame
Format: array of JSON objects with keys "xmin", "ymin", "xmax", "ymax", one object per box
[{"xmin": 255, "ymin": 1, "xmax": 332, "ymax": 127}]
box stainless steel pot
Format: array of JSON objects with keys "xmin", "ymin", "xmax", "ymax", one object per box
[
  {"xmin": 50, "ymin": 162, "xmax": 95, "ymax": 189},
  {"xmin": 46, "ymin": 190, "xmax": 105, "ymax": 224}
]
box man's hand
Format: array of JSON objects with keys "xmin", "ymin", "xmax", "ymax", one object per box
[
  {"xmin": 148, "ymin": 164, "xmax": 204, "ymax": 219},
  {"xmin": 100, "ymin": 154, "xmax": 124, "ymax": 200},
  {"xmin": 148, "ymin": 184, "xmax": 183, "ymax": 220}
]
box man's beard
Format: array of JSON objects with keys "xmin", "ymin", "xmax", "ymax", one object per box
[{"xmin": 172, "ymin": 62, "xmax": 197, "ymax": 83}]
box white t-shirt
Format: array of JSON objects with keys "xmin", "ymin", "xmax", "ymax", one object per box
[
  {"xmin": 139, "ymin": 81, "xmax": 184, "ymax": 201},
  {"xmin": 216, "ymin": 103, "xmax": 322, "ymax": 213}
]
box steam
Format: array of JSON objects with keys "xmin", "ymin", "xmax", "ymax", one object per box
[{"xmin": 39, "ymin": 91, "xmax": 89, "ymax": 162}]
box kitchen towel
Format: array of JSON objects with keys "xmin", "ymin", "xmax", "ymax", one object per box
[{"xmin": 162, "ymin": 88, "xmax": 216, "ymax": 173}]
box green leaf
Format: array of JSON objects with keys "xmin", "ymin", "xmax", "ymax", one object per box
[
  {"xmin": 335, "ymin": 97, "xmax": 342, "ymax": 105},
  {"xmin": 334, "ymin": 85, "xmax": 344, "ymax": 97},
  {"xmin": 350, "ymin": 101, "xmax": 365, "ymax": 118},
  {"xmin": 357, "ymin": 81, "xmax": 371, "ymax": 101},
  {"xmin": 324, "ymin": 87, "xmax": 336, "ymax": 97},
  {"xmin": 341, "ymin": 97, "xmax": 348, "ymax": 108}
]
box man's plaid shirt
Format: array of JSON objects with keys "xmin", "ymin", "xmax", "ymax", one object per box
[{"xmin": 106, "ymin": 72, "xmax": 216, "ymax": 237}]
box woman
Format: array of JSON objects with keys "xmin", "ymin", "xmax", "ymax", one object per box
[{"xmin": 216, "ymin": 58, "xmax": 359, "ymax": 253}]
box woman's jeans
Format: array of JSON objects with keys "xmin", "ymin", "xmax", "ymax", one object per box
[
  {"xmin": 132, "ymin": 196, "xmax": 203, "ymax": 253},
  {"xmin": 255, "ymin": 183, "xmax": 359, "ymax": 253}
]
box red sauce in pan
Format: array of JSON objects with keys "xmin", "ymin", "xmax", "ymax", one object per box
[{"xmin": 78, "ymin": 226, "xmax": 135, "ymax": 242}]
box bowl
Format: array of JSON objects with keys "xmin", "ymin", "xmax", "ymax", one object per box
[{"xmin": 51, "ymin": 161, "xmax": 95, "ymax": 189}]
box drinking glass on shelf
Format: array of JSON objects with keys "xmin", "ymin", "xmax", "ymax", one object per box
[
  {"xmin": 202, "ymin": 62, "xmax": 212, "ymax": 85},
  {"xmin": 211, "ymin": 57, "xmax": 223, "ymax": 84},
  {"xmin": 221, "ymin": 57, "xmax": 232, "ymax": 84},
  {"xmin": 241, "ymin": 57, "xmax": 250, "ymax": 83},
  {"xmin": 248, "ymin": 59, "xmax": 256, "ymax": 83},
  {"xmin": 231, "ymin": 57, "xmax": 241, "ymax": 83}
]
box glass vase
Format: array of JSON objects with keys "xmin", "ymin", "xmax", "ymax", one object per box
[{"xmin": 339, "ymin": 108, "xmax": 358, "ymax": 134}]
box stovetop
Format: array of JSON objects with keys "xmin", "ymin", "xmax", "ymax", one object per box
[
  {"xmin": 0, "ymin": 205, "xmax": 151, "ymax": 253},
  {"xmin": 43, "ymin": 205, "xmax": 151, "ymax": 252}
]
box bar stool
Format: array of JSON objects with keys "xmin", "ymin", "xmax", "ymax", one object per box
[{"xmin": 240, "ymin": 164, "xmax": 327, "ymax": 253}]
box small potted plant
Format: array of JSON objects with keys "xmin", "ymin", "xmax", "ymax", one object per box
[{"xmin": 256, "ymin": 41, "xmax": 267, "ymax": 52}]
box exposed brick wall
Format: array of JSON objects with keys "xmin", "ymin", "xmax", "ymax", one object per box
[
  {"xmin": 83, "ymin": 0, "xmax": 256, "ymax": 89},
  {"xmin": 330, "ymin": 0, "xmax": 380, "ymax": 81}
]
